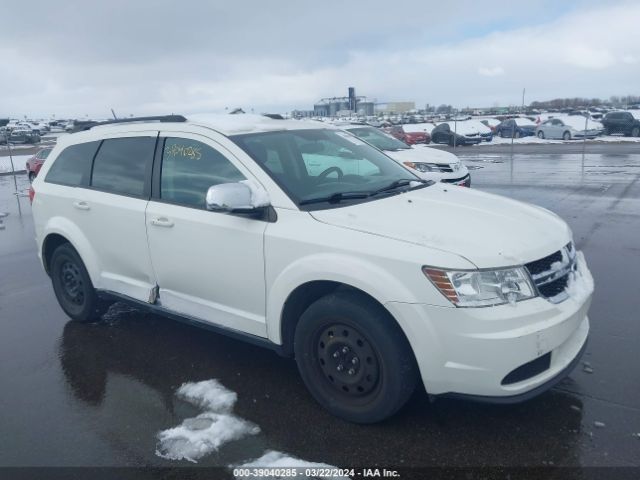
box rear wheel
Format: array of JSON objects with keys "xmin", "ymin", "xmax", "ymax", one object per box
[
  {"xmin": 563, "ymin": 131, "xmax": 571, "ymax": 141},
  {"xmin": 294, "ymin": 291, "xmax": 418, "ymax": 423},
  {"xmin": 631, "ymin": 127, "xmax": 640, "ymax": 137},
  {"xmin": 50, "ymin": 243, "xmax": 109, "ymax": 322},
  {"xmin": 537, "ymin": 131, "xmax": 545, "ymax": 139}
]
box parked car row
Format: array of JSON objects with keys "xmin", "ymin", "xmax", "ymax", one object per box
[{"xmin": 0, "ymin": 126, "xmax": 42, "ymax": 144}]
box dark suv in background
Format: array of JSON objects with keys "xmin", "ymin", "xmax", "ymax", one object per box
[{"xmin": 601, "ymin": 111, "xmax": 640, "ymax": 136}]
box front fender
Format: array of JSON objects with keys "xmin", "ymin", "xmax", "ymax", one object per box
[{"xmin": 266, "ymin": 253, "xmax": 420, "ymax": 344}]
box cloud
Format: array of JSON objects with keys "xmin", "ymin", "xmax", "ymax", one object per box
[
  {"xmin": 0, "ymin": 0, "xmax": 638, "ymax": 117},
  {"xmin": 478, "ymin": 66, "xmax": 505, "ymax": 77}
]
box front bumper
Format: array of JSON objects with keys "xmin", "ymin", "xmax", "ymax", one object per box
[{"xmin": 385, "ymin": 276, "xmax": 592, "ymax": 399}]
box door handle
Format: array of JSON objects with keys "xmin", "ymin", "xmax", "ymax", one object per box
[
  {"xmin": 73, "ymin": 201, "xmax": 90, "ymax": 211},
  {"xmin": 151, "ymin": 217, "xmax": 174, "ymax": 228}
]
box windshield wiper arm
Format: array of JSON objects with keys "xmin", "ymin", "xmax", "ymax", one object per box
[
  {"xmin": 299, "ymin": 191, "xmax": 370, "ymax": 206},
  {"xmin": 371, "ymin": 178, "xmax": 428, "ymax": 196}
]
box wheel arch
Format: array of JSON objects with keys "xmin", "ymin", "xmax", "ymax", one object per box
[
  {"xmin": 267, "ymin": 254, "xmax": 420, "ymax": 356},
  {"xmin": 41, "ymin": 218, "xmax": 101, "ymax": 286}
]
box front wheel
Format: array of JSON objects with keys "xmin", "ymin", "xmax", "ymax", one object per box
[
  {"xmin": 537, "ymin": 131, "xmax": 545, "ymax": 139},
  {"xmin": 563, "ymin": 131, "xmax": 571, "ymax": 141},
  {"xmin": 50, "ymin": 243, "xmax": 109, "ymax": 322},
  {"xmin": 631, "ymin": 126, "xmax": 640, "ymax": 137},
  {"xmin": 28, "ymin": 172, "xmax": 36, "ymax": 182},
  {"xmin": 294, "ymin": 291, "xmax": 418, "ymax": 423}
]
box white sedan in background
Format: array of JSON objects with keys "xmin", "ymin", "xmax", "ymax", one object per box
[
  {"xmin": 536, "ymin": 117, "xmax": 603, "ymax": 140},
  {"xmin": 343, "ymin": 125, "xmax": 471, "ymax": 186}
]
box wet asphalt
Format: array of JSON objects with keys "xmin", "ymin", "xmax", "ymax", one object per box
[{"xmin": 0, "ymin": 144, "xmax": 639, "ymax": 472}]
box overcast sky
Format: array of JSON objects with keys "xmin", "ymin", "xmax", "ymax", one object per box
[{"xmin": 1, "ymin": 0, "xmax": 638, "ymax": 118}]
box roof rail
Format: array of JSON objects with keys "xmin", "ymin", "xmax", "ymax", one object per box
[{"xmin": 80, "ymin": 115, "xmax": 187, "ymax": 132}]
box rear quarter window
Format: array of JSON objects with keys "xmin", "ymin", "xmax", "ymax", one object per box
[{"xmin": 45, "ymin": 141, "xmax": 100, "ymax": 186}]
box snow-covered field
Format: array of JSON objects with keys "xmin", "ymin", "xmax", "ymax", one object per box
[{"xmin": 0, "ymin": 155, "xmax": 31, "ymax": 174}]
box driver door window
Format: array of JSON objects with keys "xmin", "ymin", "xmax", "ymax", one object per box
[{"xmin": 160, "ymin": 137, "xmax": 246, "ymax": 209}]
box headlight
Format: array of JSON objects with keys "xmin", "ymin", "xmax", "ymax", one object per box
[
  {"xmin": 403, "ymin": 161, "xmax": 438, "ymax": 172},
  {"xmin": 423, "ymin": 266, "xmax": 536, "ymax": 307}
]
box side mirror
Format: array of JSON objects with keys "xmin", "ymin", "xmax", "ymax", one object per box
[{"xmin": 205, "ymin": 181, "xmax": 270, "ymax": 214}]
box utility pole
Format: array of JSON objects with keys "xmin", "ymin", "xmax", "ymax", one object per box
[{"xmin": 522, "ymin": 88, "xmax": 526, "ymax": 112}]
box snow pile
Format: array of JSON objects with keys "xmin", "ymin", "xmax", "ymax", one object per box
[
  {"xmin": 156, "ymin": 379, "xmax": 260, "ymax": 463},
  {"xmin": 157, "ymin": 412, "xmax": 259, "ymax": 462},
  {"xmin": 234, "ymin": 450, "xmax": 347, "ymax": 479},
  {"xmin": 176, "ymin": 379, "xmax": 239, "ymax": 412}
]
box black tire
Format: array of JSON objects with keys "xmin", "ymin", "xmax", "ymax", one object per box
[
  {"xmin": 514, "ymin": 131, "xmax": 520, "ymax": 139},
  {"xmin": 537, "ymin": 131, "xmax": 545, "ymax": 139},
  {"xmin": 563, "ymin": 131, "xmax": 571, "ymax": 141},
  {"xmin": 632, "ymin": 127, "xmax": 640, "ymax": 137},
  {"xmin": 50, "ymin": 243, "xmax": 108, "ymax": 322},
  {"xmin": 603, "ymin": 127, "xmax": 610, "ymax": 135},
  {"xmin": 294, "ymin": 291, "xmax": 418, "ymax": 423},
  {"xmin": 28, "ymin": 172, "xmax": 36, "ymax": 182}
]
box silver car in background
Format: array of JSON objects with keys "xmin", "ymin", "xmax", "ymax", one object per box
[{"xmin": 536, "ymin": 117, "xmax": 603, "ymax": 140}]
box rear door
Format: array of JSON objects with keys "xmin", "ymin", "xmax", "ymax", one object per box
[
  {"xmin": 79, "ymin": 133, "xmax": 158, "ymax": 301},
  {"xmin": 145, "ymin": 132, "xmax": 268, "ymax": 337}
]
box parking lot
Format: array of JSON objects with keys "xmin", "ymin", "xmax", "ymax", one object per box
[{"xmin": 1, "ymin": 143, "xmax": 639, "ymax": 476}]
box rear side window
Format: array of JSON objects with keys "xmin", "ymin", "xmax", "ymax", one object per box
[
  {"xmin": 91, "ymin": 137, "xmax": 156, "ymax": 197},
  {"xmin": 160, "ymin": 137, "xmax": 246, "ymax": 208},
  {"xmin": 45, "ymin": 141, "xmax": 100, "ymax": 186}
]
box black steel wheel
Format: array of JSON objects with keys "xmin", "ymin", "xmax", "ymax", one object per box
[
  {"xmin": 316, "ymin": 323, "xmax": 380, "ymax": 397},
  {"xmin": 294, "ymin": 291, "xmax": 418, "ymax": 423},
  {"xmin": 50, "ymin": 243, "xmax": 108, "ymax": 322}
]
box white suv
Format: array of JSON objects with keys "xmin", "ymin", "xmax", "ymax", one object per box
[{"xmin": 31, "ymin": 114, "xmax": 593, "ymax": 423}]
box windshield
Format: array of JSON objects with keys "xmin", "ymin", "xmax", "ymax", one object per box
[
  {"xmin": 345, "ymin": 126, "xmax": 410, "ymax": 151},
  {"xmin": 232, "ymin": 128, "xmax": 422, "ymax": 209}
]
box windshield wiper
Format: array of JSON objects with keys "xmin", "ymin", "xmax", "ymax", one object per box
[
  {"xmin": 371, "ymin": 178, "xmax": 428, "ymax": 196},
  {"xmin": 299, "ymin": 191, "xmax": 370, "ymax": 206}
]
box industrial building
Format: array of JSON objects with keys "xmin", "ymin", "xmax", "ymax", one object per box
[
  {"xmin": 374, "ymin": 101, "xmax": 416, "ymax": 114},
  {"xmin": 307, "ymin": 87, "xmax": 375, "ymax": 117}
]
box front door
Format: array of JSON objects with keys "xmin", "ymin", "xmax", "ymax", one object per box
[{"xmin": 145, "ymin": 132, "xmax": 268, "ymax": 337}]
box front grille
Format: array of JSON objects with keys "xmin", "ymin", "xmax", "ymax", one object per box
[{"xmin": 525, "ymin": 243, "xmax": 576, "ymax": 303}]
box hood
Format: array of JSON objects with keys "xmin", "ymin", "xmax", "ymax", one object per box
[
  {"xmin": 386, "ymin": 145, "xmax": 460, "ymax": 166},
  {"xmin": 309, "ymin": 184, "xmax": 572, "ymax": 269}
]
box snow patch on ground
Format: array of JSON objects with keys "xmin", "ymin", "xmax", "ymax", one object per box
[
  {"xmin": 155, "ymin": 379, "xmax": 259, "ymax": 463},
  {"xmin": 176, "ymin": 379, "xmax": 238, "ymax": 413},
  {"xmin": 156, "ymin": 411, "xmax": 259, "ymax": 463},
  {"xmin": 234, "ymin": 450, "xmax": 347, "ymax": 479}
]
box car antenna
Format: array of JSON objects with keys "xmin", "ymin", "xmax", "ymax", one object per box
[{"xmin": 110, "ymin": 108, "xmax": 118, "ymax": 120}]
